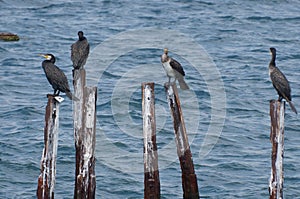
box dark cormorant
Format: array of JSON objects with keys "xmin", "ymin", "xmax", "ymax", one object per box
[
  {"xmin": 269, "ymin": 47, "xmax": 297, "ymax": 114},
  {"xmin": 71, "ymin": 31, "xmax": 90, "ymax": 69},
  {"xmin": 40, "ymin": 54, "xmax": 78, "ymax": 101},
  {"xmin": 161, "ymin": 48, "xmax": 189, "ymax": 90}
]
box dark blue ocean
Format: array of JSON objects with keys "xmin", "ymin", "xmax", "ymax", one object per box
[{"xmin": 1, "ymin": 0, "xmax": 300, "ymax": 198}]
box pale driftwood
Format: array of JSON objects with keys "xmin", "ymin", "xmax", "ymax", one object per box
[{"xmin": 142, "ymin": 82, "xmax": 160, "ymax": 199}]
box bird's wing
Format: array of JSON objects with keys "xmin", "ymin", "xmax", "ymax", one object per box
[
  {"xmin": 71, "ymin": 41, "xmax": 79, "ymax": 66},
  {"xmin": 169, "ymin": 58, "xmax": 185, "ymax": 76},
  {"xmin": 270, "ymin": 67, "xmax": 291, "ymax": 100},
  {"xmin": 71, "ymin": 40, "xmax": 89, "ymax": 68},
  {"xmin": 78, "ymin": 40, "xmax": 89, "ymax": 66},
  {"xmin": 50, "ymin": 65, "xmax": 71, "ymax": 92}
]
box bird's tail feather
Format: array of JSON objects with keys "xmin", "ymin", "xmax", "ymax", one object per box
[
  {"xmin": 66, "ymin": 91, "xmax": 79, "ymax": 101},
  {"xmin": 178, "ymin": 77, "xmax": 189, "ymax": 90},
  {"xmin": 288, "ymin": 100, "xmax": 297, "ymax": 114}
]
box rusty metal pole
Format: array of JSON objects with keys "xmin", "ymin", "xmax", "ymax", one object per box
[
  {"xmin": 142, "ymin": 82, "xmax": 160, "ymax": 199},
  {"xmin": 73, "ymin": 69, "xmax": 97, "ymax": 199},
  {"xmin": 269, "ymin": 100, "xmax": 285, "ymax": 199},
  {"xmin": 164, "ymin": 82, "xmax": 199, "ymax": 199},
  {"xmin": 37, "ymin": 95, "xmax": 60, "ymax": 199}
]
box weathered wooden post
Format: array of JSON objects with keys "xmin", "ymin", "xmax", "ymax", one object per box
[
  {"xmin": 142, "ymin": 82, "xmax": 160, "ymax": 199},
  {"xmin": 269, "ymin": 100, "xmax": 285, "ymax": 199},
  {"xmin": 73, "ymin": 69, "xmax": 97, "ymax": 199},
  {"xmin": 164, "ymin": 82, "xmax": 199, "ymax": 199},
  {"xmin": 37, "ymin": 95, "xmax": 60, "ymax": 199}
]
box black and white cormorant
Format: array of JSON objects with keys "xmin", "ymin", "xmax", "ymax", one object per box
[
  {"xmin": 71, "ymin": 31, "xmax": 90, "ymax": 69},
  {"xmin": 40, "ymin": 54, "xmax": 78, "ymax": 101},
  {"xmin": 269, "ymin": 47, "xmax": 297, "ymax": 114},
  {"xmin": 161, "ymin": 48, "xmax": 189, "ymax": 90}
]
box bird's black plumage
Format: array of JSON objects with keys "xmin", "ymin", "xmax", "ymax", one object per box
[
  {"xmin": 269, "ymin": 47, "xmax": 297, "ymax": 114},
  {"xmin": 169, "ymin": 58, "xmax": 185, "ymax": 76},
  {"xmin": 41, "ymin": 54, "xmax": 78, "ymax": 101},
  {"xmin": 71, "ymin": 31, "xmax": 89, "ymax": 69}
]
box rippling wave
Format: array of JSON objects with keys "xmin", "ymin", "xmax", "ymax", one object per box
[{"xmin": 1, "ymin": 0, "xmax": 300, "ymax": 198}]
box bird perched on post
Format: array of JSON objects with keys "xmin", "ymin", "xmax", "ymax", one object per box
[
  {"xmin": 269, "ymin": 47, "xmax": 297, "ymax": 114},
  {"xmin": 40, "ymin": 54, "xmax": 78, "ymax": 101},
  {"xmin": 161, "ymin": 48, "xmax": 189, "ymax": 90},
  {"xmin": 71, "ymin": 31, "xmax": 90, "ymax": 69}
]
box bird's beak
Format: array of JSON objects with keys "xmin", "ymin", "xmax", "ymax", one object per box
[{"xmin": 38, "ymin": 54, "xmax": 49, "ymax": 59}]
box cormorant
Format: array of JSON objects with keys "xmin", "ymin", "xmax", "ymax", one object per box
[
  {"xmin": 40, "ymin": 54, "xmax": 78, "ymax": 101},
  {"xmin": 269, "ymin": 47, "xmax": 297, "ymax": 114},
  {"xmin": 71, "ymin": 31, "xmax": 90, "ymax": 69},
  {"xmin": 161, "ymin": 48, "xmax": 189, "ymax": 90}
]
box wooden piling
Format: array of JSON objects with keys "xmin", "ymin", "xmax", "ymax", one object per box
[
  {"xmin": 269, "ymin": 100, "xmax": 285, "ymax": 199},
  {"xmin": 73, "ymin": 69, "xmax": 97, "ymax": 199},
  {"xmin": 164, "ymin": 83, "xmax": 199, "ymax": 199},
  {"xmin": 37, "ymin": 95, "xmax": 60, "ymax": 199},
  {"xmin": 142, "ymin": 83, "xmax": 160, "ymax": 199}
]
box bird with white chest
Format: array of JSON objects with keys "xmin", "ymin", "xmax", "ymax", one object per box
[{"xmin": 161, "ymin": 48, "xmax": 189, "ymax": 90}]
